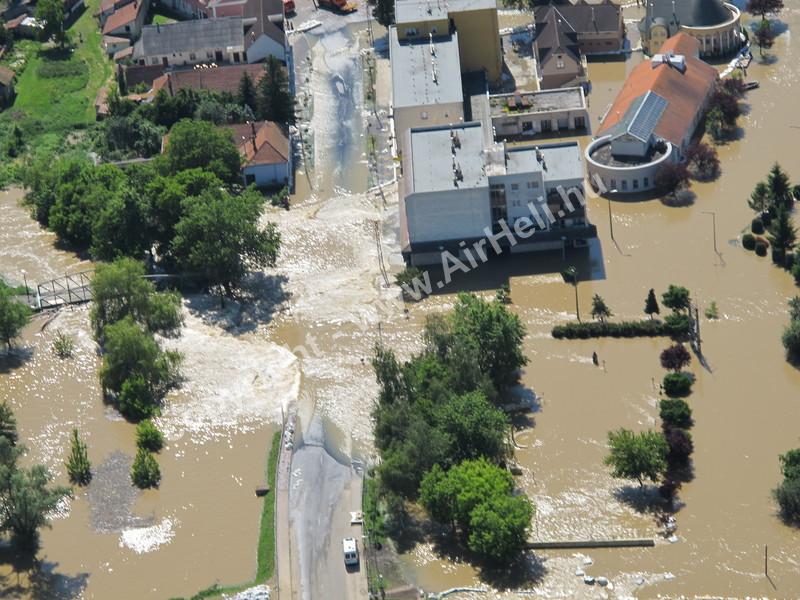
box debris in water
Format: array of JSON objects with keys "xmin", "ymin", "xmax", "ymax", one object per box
[
  {"xmin": 597, "ymin": 576, "xmax": 609, "ymax": 586},
  {"xmin": 583, "ymin": 575, "xmax": 595, "ymax": 585},
  {"xmin": 582, "ymin": 557, "xmax": 593, "ymax": 566},
  {"xmin": 668, "ymin": 534, "xmax": 679, "ymax": 543},
  {"xmin": 575, "ymin": 568, "xmax": 585, "ymax": 577},
  {"xmin": 120, "ymin": 517, "xmax": 177, "ymax": 554},
  {"xmin": 664, "ymin": 572, "xmax": 676, "ymax": 580}
]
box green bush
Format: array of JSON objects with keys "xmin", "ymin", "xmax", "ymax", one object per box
[
  {"xmin": 660, "ymin": 398, "xmax": 693, "ymax": 429},
  {"xmin": 742, "ymin": 233, "xmax": 756, "ymax": 250},
  {"xmin": 131, "ymin": 448, "xmax": 161, "ymax": 489},
  {"xmin": 664, "ymin": 312, "xmax": 692, "ymax": 338},
  {"xmin": 751, "ymin": 217, "xmax": 764, "ymax": 234},
  {"xmin": 551, "ymin": 320, "xmax": 674, "ymax": 339},
  {"xmin": 792, "ymin": 261, "xmax": 800, "ymax": 286},
  {"xmin": 135, "ymin": 420, "xmax": 164, "ymax": 452},
  {"xmin": 782, "ymin": 320, "xmax": 800, "ymax": 360},
  {"xmin": 755, "ymin": 241, "xmax": 769, "ymax": 257},
  {"xmin": 774, "ymin": 477, "xmax": 800, "ymax": 522},
  {"xmin": 36, "ymin": 60, "xmax": 89, "ymax": 80},
  {"xmin": 663, "ymin": 372, "xmax": 693, "ymax": 398}
]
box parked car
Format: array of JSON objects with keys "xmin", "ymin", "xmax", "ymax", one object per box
[{"xmin": 342, "ymin": 537, "xmax": 359, "ymax": 566}]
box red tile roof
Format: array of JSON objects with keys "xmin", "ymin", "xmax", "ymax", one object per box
[
  {"xmin": 598, "ymin": 33, "xmax": 718, "ymax": 147},
  {"xmin": 103, "ymin": 0, "xmax": 144, "ymax": 34},
  {"xmin": 226, "ymin": 120, "xmax": 289, "ymax": 166},
  {"xmin": 152, "ymin": 63, "xmax": 267, "ymax": 96}
]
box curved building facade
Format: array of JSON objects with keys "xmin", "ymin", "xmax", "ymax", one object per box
[{"xmin": 638, "ymin": 0, "xmax": 742, "ymax": 58}]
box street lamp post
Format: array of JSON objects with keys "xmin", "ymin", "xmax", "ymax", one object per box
[
  {"xmin": 21, "ymin": 269, "xmax": 30, "ymax": 304},
  {"xmin": 607, "ymin": 189, "xmax": 618, "ymax": 241},
  {"xmin": 702, "ymin": 210, "xmax": 718, "ymax": 254}
]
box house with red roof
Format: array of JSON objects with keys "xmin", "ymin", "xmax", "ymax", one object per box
[
  {"xmin": 102, "ymin": 0, "xmax": 148, "ymax": 39},
  {"xmin": 226, "ymin": 120, "xmax": 291, "ymax": 188}
]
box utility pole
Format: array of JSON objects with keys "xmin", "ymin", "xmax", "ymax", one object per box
[
  {"xmin": 764, "ymin": 545, "xmax": 768, "ymax": 578},
  {"xmin": 607, "ymin": 197, "xmax": 614, "ymax": 241},
  {"xmin": 702, "ymin": 210, "xmax": 718, "ymax": 255}
]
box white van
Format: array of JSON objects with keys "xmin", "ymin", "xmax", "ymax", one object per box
[{"xmin": 342, "ymin": 537, "xmax": 359, "ymax": 566}]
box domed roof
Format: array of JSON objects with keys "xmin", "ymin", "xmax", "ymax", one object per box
[{"xmin": 646, "ymin": 0, "xmax": 733, "ymax": 28}]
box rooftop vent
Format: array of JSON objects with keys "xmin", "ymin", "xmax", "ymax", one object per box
[{"xmin": 651, "ymin": 52, "xmax": 686, "ymax": 73}]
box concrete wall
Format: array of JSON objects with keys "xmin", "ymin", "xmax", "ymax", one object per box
[
  {"xmin": 141, "ymin": 46, "xmax": 244, "ymax": 66},
  {"xmin": 492, "ymin": 107, "xmax": 589, "ymax": 139},
  {"xmin": 243, "ymin": 161, "xmax": 290, "ymax": 188},
  {"xmin": 405, "ymin": 187, "xmax": 491, "ymax": 244},
  {"xmin": 246, "ymin": 32, "xmax": 287, "ymax": 63},
  {"xmin": 585, "ymin": 137, "xmax": 675, "ymax": 194},
  {"xmin": 452, "ymin": 8, "xmax": 502, "ymax": 84}
]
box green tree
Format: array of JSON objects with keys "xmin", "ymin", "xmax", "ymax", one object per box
[
  {"xmin": 604, "ymin": 428, "xmax": 668, "ymax": 487},
  {"xmin": 256, "ymin": 56, "xmax": 295, "ymax": 124},
  {"xmin": 663, "ymin": 372, "xmax": 693, "ymax": 398},
  {"xmin": 659, "ymin": 343, "xmax": 691, "ymax": 372},
  {"xmin": 774, "ymin": 477, "xmax": 800, "ymax": 522},
  {"xmin": 136, "ymin": 420, "xmax": 165, "ymax": 452},
  {"xmin": 435, "ymin": 391, "xmax": 509, "ymax": 464},
  {"xmin": 90, "ymin": 258, "xmax": 182, "ymax": 339},
  {"xmin": 0, "ymin": 402, "xmax": 18, "ymax": 445},
  {"xmin": 754, "ymin": 19, "xmax": 776, "ymax": 56},
  {"xmin": 35, "ymin": 0, "xmax": 67, "ymax": 47},
  {"xmin": 768, "ymin": 206, "xmax": 796, "ymax": 260},
  {"xmin": 767, "ymin": 162, "xmax": 792, "ymax": 209},
  {"xmin": 659, "ymin": 398, "xmax": 693, "ymax": 429},
  {"xmin": 749, "ymin": 181, "xmax": 771, "ymax": 213},
  {"xmin": 237, "ymin": 71, "xmax": 258, "ymax": 111},
  {"xmin": 782, "ymin": 319, "xmax": 800, "ymax": 361},
  {"xmin": 705, "ymin": 106, "xmax": 726, "ymax": 141},
  {"xmin": 467, "ymin": 492, "xmax": 533, "ymax": 563},
  {"xmin": 172, "ymin": 188, "xmax": 280, "ymax": 298},
  {"xmin": 131, "ymin": 448, "xmax": 161, "ymax": 488},
  {"xmin": 100, "ymin": 318, "xmax": 182, "ymax": 419},
  {"xmin": 0, "ymin": 452, "xmax": 71, "ymax": 552},
  {"xmin": 0, "ymin": 290, "xmax": 31, "ymax": 351},
  {"xmin": 5, "ymin": 125, "xmax": 25, "ymax": 158},
  {"xmin": 788, "ymin": 296, "xmax": 800, "ymax": 322},
  {"xmin": 90, "ymin": 189, "xmax": 150, "ymax": 261},
  {"xmin": 644, "ymin": 288, "xmax": 660, "ymax": 319},
  {"xmin": 163, "ymin": 119, "xmax": 242, "ymax": 184},
  {"xmin": 662, "ymin": 285, "xmax": 691, "ymax": 313},
  {"xmin": 779, "ymin": 449, "xmax": 800, "ymax": 481},
  {"xmin": 447, "ymin": 293, "xmax": 527, "ymax": 395},
  {"xmin": 590, "ymin": 294, "xmax": 612, "ymax": 325},
  {"xmin": 65, "ymin": 428, "xmax": 91, "ymax": 486},
  {"xmin": 373, "ymin": 0, "xmax": 394, "ymax": 26}
]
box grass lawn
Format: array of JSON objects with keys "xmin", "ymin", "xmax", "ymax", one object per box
[
  {"xmin": 172, "ymin": 431, "xmax": 282, "ymax": 600},
  {"xmin": 0, "ymin": 0, "xmax": 112, "ymax": 142}
]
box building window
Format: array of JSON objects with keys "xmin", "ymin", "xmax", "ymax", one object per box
[
  {"xmin": 622, "ymin": 180, "xmax": 628, "ymax": 191},
  {"xmin": 189, "ymin": 52, "xmax": 196, "ymax": 60},
  {"xmin": 151, "ymin": 57, "xmax": 159, "ymax": 65},
  {"xmin": 575, "ymin": 116, "xmax": 586, "ymax": 129},
  {"xmin": 207, "ymin": 51, "xmax": 214, "ymax": 59},
  {"xmin": 644, "ymin": 177, "xmax": 649, "ymax": 187},
  {"xmin": 125, "ymin": 25, "xmax": 130, "ymax": 32},
  {"xmin": 430, "ymin": 26, "xmax": 437, "ymax": 34},
  {"xmin": 522, "ymin": 121, "xmax": 533, "ymax": 132},
  {"xmin": 541, "ymin": 120, "xmax": 552, "ymax": 132},
  {"xmin": 420, "ymin": 111, "xmax": 428, "ymax": 120},
  {"xmin": 610, "ymin": 179, "xmax": 616, "ymax": 189},
  {"xmin": 633, "ymin": 179, "xmax": 639, "ymax": 190},
  {"xmin": 245, "ymin": 173, "xmax": 256, "ymax": 185},
  {"xmin": 511, "ymin": 183, "xmax": 519, "ymax": 191},
  {"xmin": 526, "ymin": 181, "xmax": 538, "ymax": 189},
  {"xmin": 556, "ymin": 56, "xmax": 564, "ymax": 69},
  {"xmin": 405, "ymin": 28, "xmax": 418, "ymax": 37}
]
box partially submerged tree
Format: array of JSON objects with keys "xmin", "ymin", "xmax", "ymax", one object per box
[
  {"xmin": 660, "ymin": 344, "xmax": 692, "ymax": 372},
  {"xmin": 644, "ymin": 288, "xmax": 660, "ymax": 319},
  {"xmin": 604, "ymin": 428, "xmax": 669, "ymax": 487},
  {"xmin": 662, "ymin": 285, "xmax": 691, "ymax": 313},
  {"xmin": 754, "ymin": 19, "xmax": 776, "ymax": 56},
  {"xmin": 749, "ymin": 181, "xmax": 772, "ymax": 214},
  {"xmin": 0, "ymin": 290, "xmax": 31, "ymax": 351},
  {"xmin": 768, "ymin": 206, "xmax": 796, "ymax": 261},
  {"xmin": 65, "ymin": 429, "xmax": 92, "ymax": 486},
  {"xmin": 747, "ymin": 0, "xmax": 784, "ymax": 21},
  {"xmin": 685, "ymin": 142, "xmax": 720, "ymax": 180},
  {"xmin": 655, "ymin": 162, "xmax": 690, "ymax": 199},
  {"xmin": 590, "ymin": 294, "xmax": 612, "ymax": 325}
]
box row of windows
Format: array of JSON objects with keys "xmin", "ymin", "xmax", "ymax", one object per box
[{"xmin": 607, "ymin": 177, "xmax": 649, "ymax": 191}]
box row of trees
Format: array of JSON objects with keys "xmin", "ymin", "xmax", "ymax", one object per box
[
  {"xmin": 774, "ymin": 447, "xmax": 800, "ymax": 523},
  {"xmin": 25, "ymin": 120, "xmax": 281, "ymax": 298},
  {"xmin": 0, "ymin": 402, "xmax": 71, "ymax": 551},
  {"xmin": 372, "ymin": 293, "xmax": 533, "ymax": 563}
]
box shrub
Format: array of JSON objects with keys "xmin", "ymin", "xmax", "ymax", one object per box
[
  {"xmin": 131, "ymin": 448, "xmax": 161, "ymax": 489},
  {"xmin": 51, "ymin": 330, "xmax": 75, "ymax": 358},
  {"xmin": 552, "ymin": 320, "xmax": 671, "ymax": 339},
  {"xmin": 664, "ymin": 313, "xmax": 692, "ymax": 338},
  {"xmin": 660, "ymin": 398, "xmax": 693, "ymax": 429},
  {"xmin": 782, "ymin": 320, "xmax": 800, "ymax": 360},
  {"xmin": 742, "ymin": 233, "xmax": 756, "ymax": 250},
  {"xmin": 704, "ymin": 301, "xmax": 719, "ymax": 320},
  {"xmin": 664, "ymin": 427, "xmax": 694, "ymax": 468},
  {"xmin": 663, "ymin": 372, "xmax": 693, "ymax": 398},
  {"xmin": 65, "ymin": 428, "xmax": 92, "ymax": 486},
  {"xmin": 793, "ymin": 261, "xmax": 800, "ymax": 285},
  {"xmin": 774, "ymin": 477, "xmax": 800, "ymax": 522},
  {"xmin": 755, "ymin": 241, "xmax": 769, "ymax": 257},
  {"xmin": 751, "ymin": 217, "xmax": 764, "ymax": 234},
  {"xmin": 135, "ymin": 420, "xmax": 164, "ymax": 452}
]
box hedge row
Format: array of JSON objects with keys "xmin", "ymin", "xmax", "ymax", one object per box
[{"xmin": 552, "ymin": 318, "xmax": 691, "ymax": 339}]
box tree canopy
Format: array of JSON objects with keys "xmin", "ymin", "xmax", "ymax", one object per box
[
  {"xmin": 660, "ymin": 344, "xmax": 691, "ymax": 372},
  {"xmin": 163, "ymin": 119, "xmax": 242, "ymax": 184},
  {"xmin": 644, "ymin": 288, "xmax": 660, "ymax": 319},
  {"xmin": 0, "ymin": 289, "xmax": 31, "ymax": 351},
  {"xmin": 662, "ymin": 285, "xmax": 691, "ymax": 313},
  {"xmin": 590, "ymin": 294, "xmax": 612, "ymax": 324},
  {"xmin": 604, "ymin": 428, "xmax": 669, "ymax": 487}
]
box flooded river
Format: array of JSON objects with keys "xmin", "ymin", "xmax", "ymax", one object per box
[{"xmin": 397, "ymin": 4, "xmax": 800, "ymax": 599}]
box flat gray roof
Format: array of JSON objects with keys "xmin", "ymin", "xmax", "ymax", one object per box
[
  {"xmin": 505, "ymin": 142, "xmax": 583, "ymax": 182},
  {"xmin": 409, "ymin": 122, "xmax": 487, "ymax": 193},
  {"xmin": 390, "ymin": 27, "xmax": 463, "ymax": 109},
  {"xmin": 489, "ymin": 87, "xmax": 586, "ymax": 118},
  {"xmin": 395, "ymin": 0, "xmax": 497, "ymax": 24}
]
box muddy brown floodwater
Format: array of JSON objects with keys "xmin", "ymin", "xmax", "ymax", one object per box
[
  {"xmin": 0, "ymin": 187, "xmax": 298, "ymax": 598},
  {"xmin": 396, "ymin": 4, "xmax": 800, "ymax": 599}
]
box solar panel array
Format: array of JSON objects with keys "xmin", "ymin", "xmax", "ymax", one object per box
[{"xmin": 627, "ymin": 91, "xmax": 668, "ymax": 142}]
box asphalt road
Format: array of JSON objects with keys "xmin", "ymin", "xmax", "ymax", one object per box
[{"xmin": 289, "ymin": 415, "xmax": 368, "ymax": 600}]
